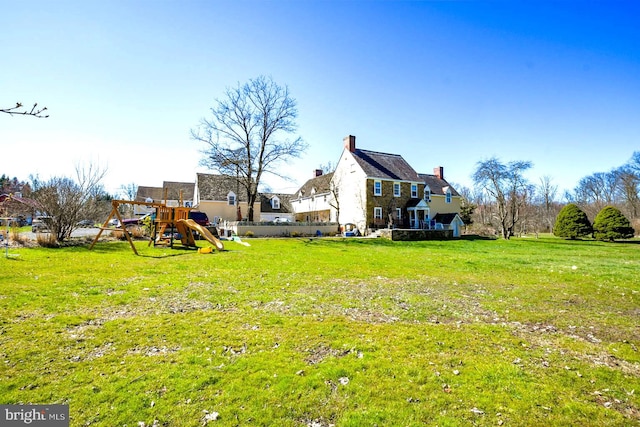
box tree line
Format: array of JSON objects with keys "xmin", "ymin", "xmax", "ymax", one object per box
[{"xmin": 461, "ymin": 152, "xmax": 640, "ymax": 239}]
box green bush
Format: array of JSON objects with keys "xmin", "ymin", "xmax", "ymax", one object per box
[
  {"xmin": 593, "ymin": 205, "xmax": 635, "ymax": 241},
  {"xmin": 553, "ymin": 203, "xmax": 592, "ymax": 239}
]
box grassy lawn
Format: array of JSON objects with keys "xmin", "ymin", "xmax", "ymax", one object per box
[{"xmin": 1, "ymin": 236, "xmax": 639, "ymax": 426}]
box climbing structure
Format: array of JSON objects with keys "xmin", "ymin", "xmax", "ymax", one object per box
[{"xmin": 90, "ymin": 199, "xmax": 223, "ymax": 255}]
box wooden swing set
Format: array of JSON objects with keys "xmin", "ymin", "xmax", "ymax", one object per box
[{"xmin": 89, "ymin": 199, "xmax": 223, "ymax": 255}]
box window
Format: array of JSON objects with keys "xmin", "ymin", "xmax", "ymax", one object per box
[
  {"xmin": 411, "ymin": 184, "xmax": 418, "ymax": 198},
  {"xmin": 374, "ymin": 207, "xmax": 383, "ymax": 220},
  {"xmin": 446, "ymin": 189, "xmax": 452, "ymax": 203},
  {"xmin": 424, "ymin": 186, "xmax": 431, "ymax": 202},
  {"xmin": 271, "ymin": 196, "xmax": 280, "ymax": 210},
  {"xmin": 396, "ymin": 208, "xmax": 402, "ymax": 220},
  {"xmin": 374, "ymin": 180, "xmax": 382, "ymax": 196},
  {"xmin": 393, "ymin": 182, "xmax": 401, "ymax": 197},
  {"xmin": 227, "ymin": 192, "xmax": 236, "ymax": 206}
]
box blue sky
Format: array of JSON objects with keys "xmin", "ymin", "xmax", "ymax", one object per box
[{"xmin": 2, "ymin": 1, "xmax": 639, "ymax": 197}]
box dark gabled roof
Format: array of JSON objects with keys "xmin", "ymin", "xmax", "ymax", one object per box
[
  {"xmin": 0, "ymin": 194, "xmax": 40, "ymax": 210},
  {"xmin": 260, "ymin": 193, "xmax": 293, "ymax": 214},
  {"xmin": 196, "ymin": 173, "xmax": 246, "ymax": 202},
  {"xmin": 162, "ymin": 181, "xmax": 194, "ymax": 201},
  {"xmin": 294, "ymin": 172, "xmax": 334, "ymax": 199},
  {"xmin": 405, "ymin": 198, "xmax": 426, "ymax": 208},
  {"xmin": 353, "ymin": 149, "xmax": 420, "ymax": 181},
  {"xmin": 135, "ymin": 186, "xmax": 163, "ymax": 202},
  {"xmin": 434, "ymin": 213, "xmax": 461, "ymax": 225},
  {"xmin": 135, "ymin": 182, "xmax": 194, "ymax": 203},
  {"xmin": 418, "ymin": 173, "xmax": 460, "ymax": 197}
]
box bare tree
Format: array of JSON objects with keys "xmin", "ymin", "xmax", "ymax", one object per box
[
  {"xmin": 192, "ymin": 76, "xmax": 307, "ymax": 221},
  {"xmin": 537, "ymin": 176, "xmax": 559, "ymax": 233},
  {"xmin": 611, "ymin": 167, "xmax": 639, "ymax": 220},
  {"xmin": 119, "ymin": 183, "xmax": 138, "ymax": 200},
  {"xmin": 30, "ymin": 163, "xmax": 107, "ymax": 243},
  {"xmin": 452, "ymin": 184, "xmax": 476, "ymax": 233},
  {"xmin": 572, "ymin": 171, "xmax": 619, "ymax": 219},
  {"xmin": 319, "ymin": 161, "xmax": 336, "ymax": 174},
  {"xmin": 619, "ymin": 152, "xmax": 640, "ymax": 220},
  {"xmin": 472, "ymin": 157, "xmax": 532, "ymax": 239},
  {"xmin": 1, "ymin": 102, "xmax": 49, "ymax": 118}
]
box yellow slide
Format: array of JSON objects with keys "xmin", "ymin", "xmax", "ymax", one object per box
[{"xmin": 177, "ymin": 219, "xmax": 224, "ymax": 251}]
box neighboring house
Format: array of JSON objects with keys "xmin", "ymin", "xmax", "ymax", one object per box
[
  {"xmin": 332, "ymin": 135, "xmax": 463, "ymax": 236},
  {"xmin": 134, "ymin": 181, "xmax": 195, "ymax": 215},
  {"xmin": 259, "ymin": 193, "xmax": 294, "ymax": 222},
  {"xmin": 291, "ymin": 170, "xmax": 335, "ymax": 222},
  {"xmin": 193, "ymin": 173, "xmax": 258, "ymax": 224},
  {"xmin": 0, "ymin": 193, "xmax": 38, "ymax": 222}
]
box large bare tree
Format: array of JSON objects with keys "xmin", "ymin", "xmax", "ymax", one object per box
[
  {"xmin": 192, "ymin": 76, "xmax": 307, "ymax": 221},
  {"xmin": 472, "ymin": 157, "xmax": 532, "ymax": 239}
]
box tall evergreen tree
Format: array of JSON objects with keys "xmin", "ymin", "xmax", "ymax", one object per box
[
  {"xmin": 554, "ymin": 203, "xmax": 592, "ymax": 239},
  {"xmin": 593, "ymin": 206, "xmax": 635, "ymax": 241}
]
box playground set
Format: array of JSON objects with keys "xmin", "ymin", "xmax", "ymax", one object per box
[{"xmin": 90, "ymin": 199, "xmax": 224, "ymax": 255}]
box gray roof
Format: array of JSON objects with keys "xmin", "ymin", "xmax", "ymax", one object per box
[
  {"xmin": 260, "ymin": 193, "xmax": 293, "ymax": 214},
  {"xmin": 418, "ymin": 173, "xmax": 460, "ymax": 197},
  {"xmin": 135, "ymin": 182, "xmax": 194, "ymax": 203},
  {"xmin": 434, "ymin": 213, "xmax": 461, "ymax": 225},
  {"xmin": 353, "ymin": 149, "xmax": 420, "ymax": 181},
  {"xmin": 162, "ymin": 181, "xmax": 195, "ymax": 200},
  {"xmin": 135, "ymin": 186, "xmax": 164, "ymax": 202},
  {"xmin": 351, "ymin": 148, "xmax": 459, "ymax": 196},
  {"xmin": 294, "ymin": 172, "xmax": 334, "ymax": 199},
  {"xmin": 196, "ymin": 173, "xmax": 246, "ymax": 202}
]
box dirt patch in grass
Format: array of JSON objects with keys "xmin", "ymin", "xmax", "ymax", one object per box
[{"xmin": 303, "ymin": 344, "xmax": 357, "ymax": 365}]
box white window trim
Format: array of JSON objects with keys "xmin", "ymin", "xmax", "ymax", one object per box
[
  {"xmin": 411, "ymin": 184, "xmax": 418, "ymax": 198},
  {"xmin": 424, "ymin": 186, "xmax": 431, "ymax": 202},
  {"xmin": 446, "ymin": 189, "xmax": 452, "ymax": 203},
  {"xmin": 393, "ymin": 182, "xmax": 401, "ymax": 197},
  {"xmin": 374, "ymin": 180, "xmax": 382, "ymax": 196},
  {"xmin": 396, "ymin": 208, "xmax": 402, "ymax": 220},
  {"xmin": 374, "ymin": 207, "xmax": 383, "ymax": 219},
  {"xmin": 227, "ymin": 191, "xmax": 236, "ymax": 206},
  {"xmin": 271, "ymin": 196, "xmax": 280, "ymax": 210}
]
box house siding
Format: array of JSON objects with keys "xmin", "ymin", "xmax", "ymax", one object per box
[
  {"xmin": 332, "ymin": 150, "xmax": 367, "ymax": 230},
  {"xmin": 197, "ymin": 200, "xmax": 255, "ymax": 224},
  {"xmin": 324, "ymin": 138, "xmax": 463, "ymax": 234}
]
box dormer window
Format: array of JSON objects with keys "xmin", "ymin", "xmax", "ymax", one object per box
[
  {"xmin": 446, "ymin": 188, "xmax": 452, "ymax": 204},
  {"xmin": 424, "ymin": 186, "xmax": 431, "ymax": 202},
  {"xmin": 227, "ymin": 191, "xmax": 236, "ymax": 206},
  {"xmin": 271, "ymin": 196, "xmax": 280, "ymax": 210}
]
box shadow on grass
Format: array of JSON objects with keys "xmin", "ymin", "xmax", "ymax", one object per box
[
  {"xmin": 300, "ymin": 236, "xmax": 489, "ymax": 247},
  {"xmin": 458, "ymin": 234, "xmax": 497, "ymax": 241},
  {"xmin": 520, "ymin": 236, "xmax": 640, "ymax": 246},
  {"xmin": 607, "ymin": 239, "xmax": 640, "ymax": 245}
]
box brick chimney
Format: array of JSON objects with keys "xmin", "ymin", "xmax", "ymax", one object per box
[
  {"xmin": 314, "ymin": 169, "xmax": 323, "ymax": 177},
  {"xmin": 343, "ymin": 135, "xmax": 356, "ymax": 152},
  {"xmin": 434, "ymin": 166, "xmax": 444, "ymax": 180}
]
